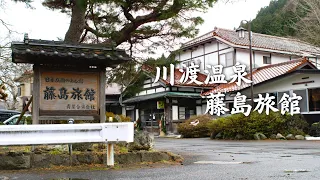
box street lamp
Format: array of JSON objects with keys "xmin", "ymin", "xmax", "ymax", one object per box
[{"xmin": 236, "ymin": 20, "xmax": 254, "ymax": 107}]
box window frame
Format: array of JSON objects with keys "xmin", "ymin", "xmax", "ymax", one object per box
[
  {"xmin": 263, "ymin": 56, "xmax": 271, "ymax": 64},
  {"xmin": 220, "ymin": 51, "xmax": 234, "ymax": 67}
]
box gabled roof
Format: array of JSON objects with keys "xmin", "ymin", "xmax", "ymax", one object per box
[
  {"xmin": 11, "ymin": 36, "xmax": 131, "ymax": 67},
  {"xmin": 142, "ymin": 64, "xmax": 217, "ymax": 87},
  {"xmin": 14, "ymin": 70, "xmax": 33, "ymax": 82},
  {"xmin": 182, "ymin": 27, "xmax": 320, "ymax": 57},
  {"xmin": 201, "ymin": 58, "xmax": 317, "ymax": 95}
]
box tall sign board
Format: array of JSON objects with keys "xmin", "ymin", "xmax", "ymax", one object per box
[{"xmin": 11, "ymin": 38, "xmax": 130, "ymax": 124}]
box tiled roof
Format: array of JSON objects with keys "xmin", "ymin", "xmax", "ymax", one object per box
[
  {"xmin": 201, "ymin": 58, "xmax": 316, "ymax": 95},
  {"xmin": 182, "ymin": 27, "xmax": 320, "ymax": 56},
  {"xmin": 141, "ymin": 64, "xmax": 217, "ymax": 87},
  {"xmin": 14, "ymin": 70, "xmax": 33, "ymax": 82},
  {"xmin": 11, "ymin": 37, "xmax": 131, "ymax": 67}
]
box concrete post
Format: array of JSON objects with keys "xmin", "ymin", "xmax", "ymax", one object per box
[{"xmin": 107, "ymin": 143, "xmax": 114, "ymax": 166}]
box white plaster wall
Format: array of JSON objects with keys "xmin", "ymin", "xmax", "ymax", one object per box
[
  {"xmin": 139, "ymin": 91, "xmax": 147, "ymax": 96},
  {"xmin": 270, "ymin": 53, "xmax": 289, "ymax": 64},
  {"xmin": 180, "ymin": 50, "xmax": 192, "ymax": 61},
  {"xmin": 22, "ymin": 82, "xmax": 32, "ymax": 97},
  {"xmin": 202, "ymin": 104, "xmax": 207, "ymax": 115},
  {"xmin": 235, "ymin": 49, "xmax": 251, "ymax": 67},
  {"xmin": 172, "ymin": 105, "xmax": 178, "ymax": 120},
  {"xmin": 135, "ymin": 109, "xmax": 139, "ymax": 121},
  {"xmin": 146, "ymin": 89, "xmax": 156, "ymax": 94},
  {"xmin": 219, "ymin": 42, "xmax": 229, "ymax": 49},
  {"xmin": 204, "ymin": 42, "xmax": 218, "ymax": 53},
  {"xmin": 308, "ymin": 57, "xmax": 319, "ymax": 68},
  {"xmin": 241, "ymin": 73, "xmax": 320, "ymax": 96},
  {"xmin": 196, "ymin": 106, "xmax": 202, "ymax": 115},
  {"xmin": 122, "ymin": 107, "xmax": 126, "ymax": 116},
  {"xmin": 156, "ymin": 87, "xmax": 166, "ymax": 93},
  {"xmin": 192, "ymin": 46, "xmax": 204, "ymax": 57},
  {"xmin": 237, "ymin": 50, "xmax": 291, "ymax": 69},
  {"xmin": 205, "ymin": 52, "xmax": 219, "ymax": 68}
]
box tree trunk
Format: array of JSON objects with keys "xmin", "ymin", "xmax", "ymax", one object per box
[{"xmin": 64, "ymin": 0, "xmax": 87, "ymax": 43}]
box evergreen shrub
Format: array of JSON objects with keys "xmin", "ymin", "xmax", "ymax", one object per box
[
  {"xmin": 208, "ymin": 111, "xmax": 308, "ymax": 140},
  {"xmin": 177, "ymin": 115, "xmax": 213, "ymax": 138}
]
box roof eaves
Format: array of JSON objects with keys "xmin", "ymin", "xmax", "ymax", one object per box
[
  {"xmin": 202, "ymin": 59, "xmax": 315, "ymax": 96},
  {"xmin": 214, "ymin": 36, "xmax": 306, "ymax": 57}
]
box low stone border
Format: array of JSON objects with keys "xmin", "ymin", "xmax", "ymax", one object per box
[{"xmin": 0, "ymin": 151, "xmax": 183, "ymax": 170}]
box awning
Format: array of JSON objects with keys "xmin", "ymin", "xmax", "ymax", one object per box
[{"xmin": 122, "ymin": 92, "xmax": 201, "ymax": 104}]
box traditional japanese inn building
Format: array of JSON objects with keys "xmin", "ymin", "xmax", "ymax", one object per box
[
  {"xmin": 121, "ymin": 27, "xmax": 320, "ymax": 134},
  {"xmin": 176, "ymin": 27, "xmax": 320, "ymax": 79},
  {"xmin": 202, "ymin": 58, "xmax": 320, "ymax": 124},
  {"xmin": 122, "ymin": 64, "xmax": 216, "ymax": 133}
]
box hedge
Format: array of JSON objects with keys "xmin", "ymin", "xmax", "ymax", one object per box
[
  {"xmin": 208, "ymin": 111, "xmax": 308, "ymax": 140},
  {"xmin": 177, "ymin": 115, "xmax": 213, "ymax": 138}
]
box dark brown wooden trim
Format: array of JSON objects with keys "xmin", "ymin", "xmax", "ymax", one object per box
[
  {"xmin": 32, "ymin": 64, "xmax": 40, "ymax": 124},
  {"xmin": 39, "ymin": 110, "xmax": 98, "ymax": 116},
  {"xmin": 180, "ymin": 47, "xmax": 230, "ymax": 62},
  {"xmin": 100, "ymin": 66, "xmax": 106, "ymax": 123},
  {"xmin": 217, "ymin": 42, "xmax": 220, "ymax": 65}
]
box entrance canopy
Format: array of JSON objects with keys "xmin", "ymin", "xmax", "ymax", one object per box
[{"xmin": 11, "ymin": 35, "xmax": 131, "ymax": 67}]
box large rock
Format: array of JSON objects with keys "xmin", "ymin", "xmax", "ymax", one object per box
[
  {"xmin": 215, "ymin": 132, "xmax": 223, "ymax": 139},
  {"xmin": 295, "ymin": 135, "xmax": 305, "ymax": 140},
  {"xmin": 127, "ymin": 130, "xmax": 154, "ymax": 151},
  {"xmin": 270, "ymin": 134, "xmax": 277, "ymax": 140},
  {"xmin": 34, "ymin": 145, "xmax": 68, "ymax": 154},
  {"xmin": 276, "ymin": 133, "xmax": 286, "ymax": 140},
  {"xmin": 0, "ymin": 153, "xmax": 30, "ymax": 170},
  {"xmin": 235, "ymin": 134, "xmax": 243, "ymax": 140},
  {"xmin": 210, "ymin": 132, "xmax": 217, "ymax": 139},
  {"xmin": 72, "ymin": 143, "xmax": 93, "ymax": 151},
  {"xmin": 286, "ymin": 134, "xmax": 295, "ymax": 140},
  {"xmin": 253, "ymin": 133, "xmax": 267, "ymax": 140}
]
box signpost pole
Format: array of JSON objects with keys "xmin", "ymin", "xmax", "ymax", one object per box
[
  {"xmin": 68, "ymin": 118, "xmax": 74, "ymax": 166},
  {"xmin": 32, "ymin": 64, "xmax": 40, "ymax": 125}
]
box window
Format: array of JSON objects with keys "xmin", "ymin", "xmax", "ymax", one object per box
[
  {"xmin": 308, "ymin": 88, "xmax": 320, "ymax": 111},
  {"xmin": 17, "ymin": 87, "xmax": 21, "ymax": 97},
  {"xmin": 178, "ymin": 107, "xmax": 196, "ymax": 120},
  {"xmin": 179, "ymin": 107, "xmax": 186, "ymax": 119},
  {"xmin": 293, "ymin": 89, "xmax": 307, "ymax": 112},
  {"xmin": 220, "ymin": 52, "xmax": 234, "ymax": 67},
  {"xmin": 263, "ymin": 56, "xmax": 271, "ymax": 64}
]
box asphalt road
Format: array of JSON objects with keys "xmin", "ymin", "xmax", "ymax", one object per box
[{"xmin": 2, "ymin": 138, "xmax": 320, "ymax": 180}]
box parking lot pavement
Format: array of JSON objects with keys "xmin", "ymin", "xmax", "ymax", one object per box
[{"xmin": 2, "ymin": 138, "xmax": 320, "ymax": 180}]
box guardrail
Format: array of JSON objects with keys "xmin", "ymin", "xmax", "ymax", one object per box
[
  {"xmin": 305, "ymin": 137, "xmax": 320, "ymax": 140},
  {"xmin": 0, "ymin": 122, "xmax": 134, "ymax": 166}
]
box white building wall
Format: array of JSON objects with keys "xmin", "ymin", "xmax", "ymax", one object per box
[
  {"xmin": 196, "ymin": 106, "xmax": 202, "ymax": 115},
  {"xmin": 172, "ymin": 105, "xmax": 178, "ymax": 120},
  {"xmin": 241, "ymin": 73, "xmax": 320, "ymax": 96},
  {"xmin": 180, "ymin": 50, "xmax": 192, "ymax": 61},
  {"xmin": 270, "ymin": 53, "xmax": 290, "ymax": 64},
  {"xmin": 177, "ymin": 40, "xmax": 311, "ymax": 84},
  {"xmin": 204, "ymin": 42, "xmax": 218, "ymax": 53}
]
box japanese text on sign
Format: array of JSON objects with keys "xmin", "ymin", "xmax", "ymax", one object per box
[{"xmin": 40, "ymin": 72, "xmax": 99, "ymax": 111}]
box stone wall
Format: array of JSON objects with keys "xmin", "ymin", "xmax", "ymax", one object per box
[{"xmin": 0, "ymin": 151, "xmax": 182, "ymax": 170}]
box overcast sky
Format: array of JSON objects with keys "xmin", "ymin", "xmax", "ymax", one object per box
[{"xmin": 0, "ymin": 0, "xmax": 271, "ymax": 54}]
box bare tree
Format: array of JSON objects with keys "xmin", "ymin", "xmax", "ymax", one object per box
[
  {"xmin": 286, "ymin": 0, "xmax": 320, "ymax": 46},
  {"xmin": 0, "ymin": 42, "xmax": 32, "ymax": 109}
]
